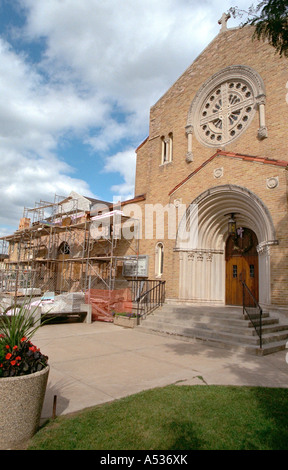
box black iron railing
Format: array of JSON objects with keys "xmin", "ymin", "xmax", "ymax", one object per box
[
  {"xmin": 241, "ymin": 280, "xmax": 263, "ymax": 348},
  {"xmin": 131, "ymin": 280, "xmax": 166, "ymax": 318}
]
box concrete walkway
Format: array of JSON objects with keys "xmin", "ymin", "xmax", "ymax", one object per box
[{"xmin": 33, "ymin": 321, "xmax": 288, "ymax": 422}]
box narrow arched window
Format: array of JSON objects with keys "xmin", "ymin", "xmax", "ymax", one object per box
[
  {"xmin": 155, "ymin": 242, "xmax": 164, "ymax": 277},
  {"xmin": 58, "ymin": 241, "xmax": 70, "ymax": 255},
  {"xmin": 168, "ymin": 132, "xmax": 173, "ymax": 162},
  {"xmin": 161, "ymin": 136, "xmax": 168, "ymax": 164},
  {"xmin": 161, "ymin": 133, "xmax": 173, "ymax": 164}
]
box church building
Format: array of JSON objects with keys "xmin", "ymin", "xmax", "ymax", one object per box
[
  {"xmin": 133, "ymin": 14, "xmax": 288, "ymax": 317},
  {"xmin": 1, "ymin": 14, "xmax": 288, "ymax": 352}
]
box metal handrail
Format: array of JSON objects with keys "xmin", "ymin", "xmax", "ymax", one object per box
[
  {"xmin": 241, "ymin": 280, "xmax": 262, "ymax": 348},
  {"xmin": 131, "ymin": 280, "xmax": 165, "ymax": 318}
]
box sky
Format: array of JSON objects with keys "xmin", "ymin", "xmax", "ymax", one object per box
[{"xmin": 0, "ymin": 0, "xmax": 253, "ymax": 235}]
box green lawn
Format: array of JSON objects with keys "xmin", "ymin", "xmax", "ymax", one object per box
[{"xmin": 28, "ymin": 385, "xmax": 288, "ymax": 450}]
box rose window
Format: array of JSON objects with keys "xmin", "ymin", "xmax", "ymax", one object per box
[
  {"xmin": 198, "ymin": 80, "xmax": 255, "ymax": 146},
  {"xmin": 186, "ymin": 66, "xmax": 266, "ymax": 159}
]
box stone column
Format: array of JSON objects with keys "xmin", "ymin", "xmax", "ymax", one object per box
[
  {"xmin": 185, "ymin": 125, "xmax": 194, "ymax": 163},
  {"xmin": 256, "ymin": 94, "xmax": 268, "ymax": 139}
]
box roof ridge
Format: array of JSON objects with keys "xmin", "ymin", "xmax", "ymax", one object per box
[{"xmin": 169, "ymin": 150, "xmax": 288, "ymax": 196}]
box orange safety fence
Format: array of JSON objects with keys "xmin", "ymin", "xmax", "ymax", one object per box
[{"xmin": 85, "ymin": 288, "xmax": 133, "ymax": 322}]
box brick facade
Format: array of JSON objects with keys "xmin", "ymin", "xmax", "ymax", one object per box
[{"xmin": 134, "ymin": 25, "xmax": 288, "ymax": 313}]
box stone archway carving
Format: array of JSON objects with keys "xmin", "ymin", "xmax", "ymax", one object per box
[{"xmin": 176, "ymin": 185, "xmax": 277, "ymax": 305}]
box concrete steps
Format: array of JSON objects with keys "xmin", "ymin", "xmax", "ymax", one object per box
[{"xmin": 138, "ymin": 304, "xmax": 288, "ymax": 356}]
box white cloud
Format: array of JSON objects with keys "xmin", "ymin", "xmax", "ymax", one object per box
[
  {"xmin": 103, "ymin": 148, "xmax": 137, "ymax": 200},
  {"xmin": 0, "ymin": 37, "xmax": 101, "ymax": 228},
  {"xmin": 0, "ymin": 38, "xmax": 108, "ymax": 147},
  {"xmin": 21, "ymin": 0, "xmax": 218, "ymax": 110},
  {"xmin": 0, "ymin": 147, "xmax": 94, "ymax": 227}
]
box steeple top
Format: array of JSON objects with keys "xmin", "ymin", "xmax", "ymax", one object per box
[{"xmin": 218, "ymin": 12, "xmax": 231, "ymax": 32}]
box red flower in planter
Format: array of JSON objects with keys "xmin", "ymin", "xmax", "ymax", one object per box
[{"xmin": 0, "ymin": 301, "xmax": 49, "ymax": 378}]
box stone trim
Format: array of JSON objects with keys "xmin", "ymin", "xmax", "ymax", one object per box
[{"xmin": 169, "ymin": 150, "xmax": 288, "ymax": 197}]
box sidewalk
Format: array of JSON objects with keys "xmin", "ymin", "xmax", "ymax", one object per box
[{"xmin": 33, "ymin": 321, "xmax": 288, "ymax": 422}]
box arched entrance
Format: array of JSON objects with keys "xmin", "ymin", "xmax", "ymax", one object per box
[
  {"xmin": 176, "ymin": 185, "xmax": 277, "ymax": 306},
  {"xmin": 225, "ymin": 227, "xmax": 258, "ymax": 305}
]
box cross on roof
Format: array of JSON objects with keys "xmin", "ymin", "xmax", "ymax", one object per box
[{"xmin": 218, "ymin": 12, "xmax": 231, "ymax": 32}]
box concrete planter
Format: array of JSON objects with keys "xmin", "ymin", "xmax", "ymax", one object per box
[
  {"xmin": 114, "ymin": 315, "xmax": 139, "ymax": 328},
  {"xmin": 0, "ymin": 366, "xmax": 49, "ymax": 449}
]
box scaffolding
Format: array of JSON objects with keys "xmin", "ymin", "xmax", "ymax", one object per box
[{"xmin": 0, "ymin": 194, "xmax": 141, "ymax": 298}]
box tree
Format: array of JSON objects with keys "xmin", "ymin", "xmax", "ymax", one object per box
[{"xmin": 229, "ymin": 0, "xmax": 288, "ymax": 57}]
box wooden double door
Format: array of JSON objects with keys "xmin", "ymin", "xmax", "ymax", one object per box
[{"xmin": 225, "ymin": 228, "xmax": 259, "ymax": 306}]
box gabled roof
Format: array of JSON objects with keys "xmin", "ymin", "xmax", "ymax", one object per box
[
  {"xmin": 135, "ymin": 136, "xmax": 149, "ymax": 152},
  {"xmin": 84, "ymin": 196, "xmax": 111, "ymax": 206},
  {"xmin": 169, "ymin": 150, "xmax": 288, "ymax": 196}
]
